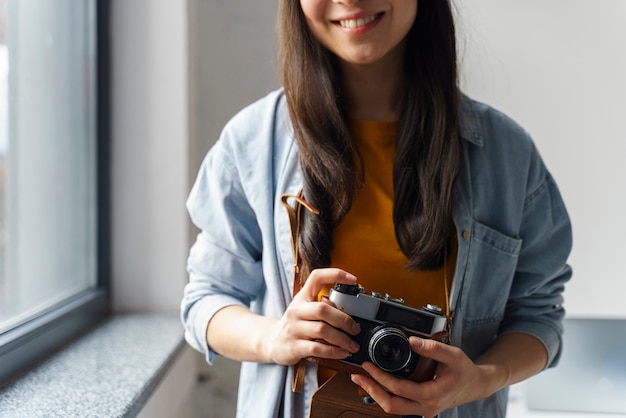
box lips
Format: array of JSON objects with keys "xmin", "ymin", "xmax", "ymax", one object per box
[{"xmin": 335, "ymin": 12, "xmax": 384, "ymax": 30}]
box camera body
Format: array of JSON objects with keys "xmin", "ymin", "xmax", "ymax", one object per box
[{"xmin": 316, "ymin": 283, "xmax": 448, "ymax": 382}]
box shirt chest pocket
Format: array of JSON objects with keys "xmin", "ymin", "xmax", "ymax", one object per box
[
  {"xmin": 454, "ymin": 221, "xmax": 522, "ymax": 359},
  {"xmin": 459, "ymin": 221, "xmax": 522, "ymax": 325}
]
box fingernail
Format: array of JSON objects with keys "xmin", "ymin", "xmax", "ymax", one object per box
[
  {"xmin": 352, "ymin": 322, "xmax": 361, "ymax": 334},
  {"xmin": 346, "ymin": 273, "xmax": 357, "ymax": 281},
  {"xmin": 412, "ymin": 337, "xmax": 424, "ymax": 348},
  {"xmin": 350, "ymin": 341, "xmax": 360, "ymax": 352}
]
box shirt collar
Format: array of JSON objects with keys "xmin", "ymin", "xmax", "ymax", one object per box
[{"xmin": 459, "ymin": 95, "xmax": 484, "ymax": 147}]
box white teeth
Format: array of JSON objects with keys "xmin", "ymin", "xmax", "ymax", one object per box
[{"xmin": 339, "ymin": 14, "xmax": 377, "ymax": 29}]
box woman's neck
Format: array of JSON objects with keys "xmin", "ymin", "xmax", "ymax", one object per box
[{"xmin": 339, "ymin": 44, "xmax": 405, "ymax": 122}]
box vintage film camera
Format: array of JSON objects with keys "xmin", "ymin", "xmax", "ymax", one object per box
[{"xmin": 313, "ymin": 283, "xmax": 449, "ymax": 382}]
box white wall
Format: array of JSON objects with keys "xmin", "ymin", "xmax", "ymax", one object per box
[
  {"xmin": 187, "ymin": 0, "xmax": 279, "ymax": 177},
  {"xmin": 111, "ymin": 0, "xmax": 189, "ymax": 314},
  {"xmin": 454, "ymin": 0, "xmax": 626, "ymax": 318},
  {"xmin": 110, "ymin": 1, "xmax": 196, "ymax": 416}
]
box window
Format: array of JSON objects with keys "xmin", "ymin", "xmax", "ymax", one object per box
[{"xmin": 0, "ymin": 0, "xmax": 109, "ymax": 383}]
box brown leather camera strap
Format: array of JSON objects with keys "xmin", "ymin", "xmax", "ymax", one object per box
[
  {"xmin": 280, "ymin": 192, "xmax": 319, "ymax": 293},
  {"xmin": 280, "ymin": 191, "xmax": 320, "ymax": 392},
  {"xmin": 443, "ymin": 245, "xmax": 453, "ymax": 339}
]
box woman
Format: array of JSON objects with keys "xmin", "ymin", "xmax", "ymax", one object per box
[{"xmin": 181, "ymin": 0, "xmax": 573, "ymax": 417}]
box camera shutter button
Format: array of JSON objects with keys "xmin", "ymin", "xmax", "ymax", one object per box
[
  {"xmin": 424, "ymin": 304, "xmax": 443, "ymax": 314},
  {"xmin": 385, "ymin": 294, "xmax": 405, "ymax": 304}
]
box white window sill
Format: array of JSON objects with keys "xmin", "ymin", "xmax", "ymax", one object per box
[{"xmin": 0, "ymin": 314, "xmax": 184, "ymax": 417}]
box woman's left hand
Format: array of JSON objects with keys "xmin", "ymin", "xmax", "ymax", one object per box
[{"xmin": 350, "ymin": 336, "xmax": 500, "ymax": 418}]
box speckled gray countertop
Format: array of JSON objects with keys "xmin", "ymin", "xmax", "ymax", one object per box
[{"xmin": 0, "ymin": 314, "xmax": 184, "ymax": 418}]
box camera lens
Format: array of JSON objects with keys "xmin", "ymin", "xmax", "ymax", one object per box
[{"xmin": 368, "ymin": 326, "xmax": 412, "ymax": 373}]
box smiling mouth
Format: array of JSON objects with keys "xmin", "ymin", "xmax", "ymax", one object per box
[{"xmin": 336, "ymin": 12, "xmax": 384, "ymax": 29}]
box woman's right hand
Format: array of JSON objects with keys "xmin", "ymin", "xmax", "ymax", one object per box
[{"xmin": 261, "ymin": 268, "xmax": 362, "ymax": 366}]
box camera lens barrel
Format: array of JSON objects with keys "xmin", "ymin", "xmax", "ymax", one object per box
[{"xmin": 367, "ymin": 326, "xmax": 412, "ymax": 373}]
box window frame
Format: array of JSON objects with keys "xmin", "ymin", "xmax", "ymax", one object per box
[{"xmin": 0, "ymin": 0, "xmax": 111, "ymax": 385}]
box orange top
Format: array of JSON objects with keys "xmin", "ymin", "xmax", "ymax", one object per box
[{"xmin": 317, "ymin": 119, "xmax": 456, "ymax": 383}]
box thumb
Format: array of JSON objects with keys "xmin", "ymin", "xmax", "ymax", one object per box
[{"xmin": 410, "ymin": 336, "xmax": 455, "ymax": 365}]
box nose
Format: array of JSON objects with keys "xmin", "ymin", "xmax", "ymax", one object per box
[{"xmin": 333, "ymin": 0, "xmax": 362, "ymax": 4}]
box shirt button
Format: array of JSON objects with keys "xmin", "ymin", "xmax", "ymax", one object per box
[{"xmin": 462, "ymin": 230, "xmax": 470, "ymax": 240}]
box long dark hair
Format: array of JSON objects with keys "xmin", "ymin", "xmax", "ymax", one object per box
[{"xmin": 278, "ymin": 0, "xmax": 462, "ymax": 278}]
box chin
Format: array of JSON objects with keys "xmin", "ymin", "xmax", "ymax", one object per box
[
  {"xmin": 336, "ymin": 43, "xmax": 402, "ymax": 68},
  {"xmin": 340, "ymin": 52, "xmax": 387, "ymax": 66}
]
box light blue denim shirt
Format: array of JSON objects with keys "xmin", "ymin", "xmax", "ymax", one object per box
[{"xmin": 181, "ymin": 89, "xmax": 573, "ymax": 418}]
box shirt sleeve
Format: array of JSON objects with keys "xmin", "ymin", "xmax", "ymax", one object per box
[
  {"xmin": 499, "ymin": 144, "xmax": 573, "ymax": 368},
  {"xmin": 180, "ymin": 134, "xmax": 265, "ymax": 364}
]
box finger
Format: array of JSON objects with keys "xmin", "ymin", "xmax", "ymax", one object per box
[
  {"xmin": 296, "ymin": 299, "xmax": 361, "ymax": 336},
  {"xmin": 285, "ymin": 300, "xmax": 360, "ymax": 349},
  {"xmin": 294, "ymin": 339, "xmax": 353, "ymax": 361},
  {"xmin": 409, "ymin": 336, "xmax": 460, "ymax": 365},
  {"xmin": 319, "ymin": 295, "xmax": 361, "ymax": 335},
  {"xmin": 299, "ymin": 268, "xmax": 357, "ymax": 302},
  {"xmin": 360, "ymin": 361, "xmax": 433, "ymax": 401},
  {"xmin": 319, "ymin": 295, "xmax": 335, "ymax": 307},
  {"xmin": 351, "ymin": 373, "xmax": 420, "ymax": 416},
  {"xmin": 350, "ymin": 373, "xmax": 393, "ymax": 404},
  {"xmin": 297, "ymin": 317, "xmax": 360, "ymax": 353}
]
